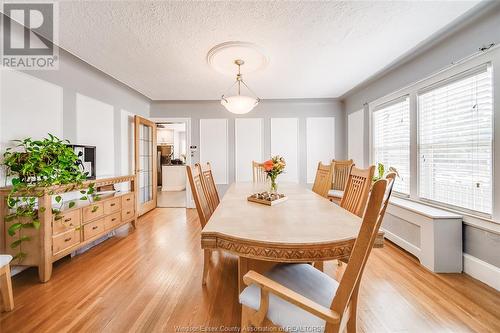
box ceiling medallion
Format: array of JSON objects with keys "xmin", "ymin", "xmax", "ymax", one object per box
[{"xmin": 207, "ymin": 41, "xmax": 268, "ymax": 75}]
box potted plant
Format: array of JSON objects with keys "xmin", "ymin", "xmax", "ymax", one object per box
[
  {"xmin": 2, "ymin": 134, "xmax": 97, "ymax": 261},
  {"xmin": 372, "ymin": 162, "xmax": 399, "ymax": 183}
]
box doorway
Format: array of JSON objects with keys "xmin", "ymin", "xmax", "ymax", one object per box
[{"xmin": 155, "ymin": 121, "xmax": 189, "ymax": 208}]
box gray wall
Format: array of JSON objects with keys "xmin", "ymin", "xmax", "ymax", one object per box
[
  {"xmin": 21, "ymin": 47, "xmax": 151, "ymax": 140},
  {"xmin": 1, "ymin": 42, "xmax": 150, "ymax": 178},
  {"xmin": 341, "ymin": 3, "xmax": 500, "ymax": 268},
  {"xmin": 151, "ymin": 99, "xmax": 345, "ymax": 195},
  {"xmin": 32, "ymin": 47, "xmax": 150, "ymax": 176}
]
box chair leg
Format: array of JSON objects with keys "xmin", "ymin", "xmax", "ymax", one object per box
[
  {"xmin": 0, "ymin": 265, "xmax": 14, "ymax": 312},
  {"xmin": 241, "ymin": 305, "xmax": 253, "ymax": 332},
  {"xmin": 346, "ymin": 285, "xmax": 359, "ymax": 333},
  {"xmin": 202, "ymin": 249, "xmax": 211, "ymax": 285}
]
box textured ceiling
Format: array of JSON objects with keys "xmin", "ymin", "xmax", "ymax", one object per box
[{"xmin": 56, "ymin": 1, "xmax": 481, "ymax": 100}]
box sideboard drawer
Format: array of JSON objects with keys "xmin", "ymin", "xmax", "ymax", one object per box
[
  {"xmin": 104, "ymin": 197, "xmax": 121, "ymax": 215},
  {"xmin": 83, "ymin": 218, "xmax": 105, "ymax": 240},
  {"xmin": 82, "ymin": 202, "xmax": 104, "ymax": 223},
  {"xmin": 121, "ymin": 193, "xmax": 135, "ymax": 209},
  {"xmin": 53, "ymin": 229, "xmax": 81, "ymax": 255},
  {"xmin": 53, "ymin": 209, "xmax": 81, "ymax": 235},
  {"xmin": 104, "ymin": 212, "xmax": 121, "ymax": 230},
  {"xmin": 121, "ymin": 208, "xmax": 135, "ymax": 221}
]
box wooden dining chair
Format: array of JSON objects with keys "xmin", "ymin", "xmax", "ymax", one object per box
[
  {"xmin": 340, "ymin": 165, "xmax": 375, "ymax": 217},
  {"xmin": 312, "ymin": 162, "xmax": 334, "ymax": 198},
  {"xmin": 373, "ymin": 172, "xmax": 397, "ymax": 248},
  {"xmin": 334, "ymin": 171, "xmax": 397, "ymax": 271},
  {"xmin": 0, "ymin": 255, "xmax": 14, "ymax": 312},
  {"xmin": 252, "ymin": 161, "xmax": 267, "ymax": 183},
  {"xmin": 327, "ymin": 159, "xmax": 354, "ymax": 204},
  {"xmin": 240, "ymin": 179, "xmax": 388, "ymax": 333},
  {"xmin": 186, "ymin": 165, "xmax": 213, "ymax": 285},
  {"xmin": 197, "ymin": 162, "xmax": 220, "ymax": 214}
]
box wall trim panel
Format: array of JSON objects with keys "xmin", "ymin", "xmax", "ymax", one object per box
[
  {"xmin": 235, "ymin": 118, "xmax": 263, "ymax": 182},
  {"xmin": 200, "ymin": 118, "xmax": 229, "ymax": 184}
]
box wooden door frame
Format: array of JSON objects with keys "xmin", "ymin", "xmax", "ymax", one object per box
[
  {"xmin": 149, "ymin": 117, "xmax": 193, "ymax": 209},
  {"xmin": 134, "ymin": 115, "xmax": 157, "ymax": 216}
]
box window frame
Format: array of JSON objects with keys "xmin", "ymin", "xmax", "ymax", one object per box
[
  {"xmin": 416, "ymin": 64, "xmax": 494, "ymax": 217},
  {"xmin": 369, "ymin": 47, "xmax": 499, "ymax": 223},
  {"xmin": 370, "ymin": 95, "xmax": 411, "ymax": 197}
]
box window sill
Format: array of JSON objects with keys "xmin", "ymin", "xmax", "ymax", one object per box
[
  {"xmin": 389, "ymin": 197, "xmax": 462, "ymax": 219},
  {"xmin": 389, "ymin": 197, "xmax": 500, "ymax": 235}
]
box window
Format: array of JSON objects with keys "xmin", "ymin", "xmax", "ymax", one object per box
[
  {"xmin": 372, "ymin": 97, "xmax": 410, "ymax": 194},
  {"xmin": 418, "ymin": 65, "xmax": 493, "ymax": 214}
]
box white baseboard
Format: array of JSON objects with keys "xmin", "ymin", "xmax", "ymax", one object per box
[
  {"xmin": 382, "ymin": 228, "xmax": 421, "ymax": 259},
  {"xmin": 463, "ymin": 253, "xmax": 500, "ymax": 291}
]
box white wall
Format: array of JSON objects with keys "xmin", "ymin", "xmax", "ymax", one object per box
[
  {"xmin": 199, "ymin": 119, "xmax": 228, "ymax": 184},
  {"xmin": 0, "ymin": 70, "xmax": 64, "ymax": 185},
  {"xmin": 76, "ymin": 94, "xmax": 115, "ymax": 177},
  {"xmin": 271, "ymin": 118, "xmax": 299, "ymax": 183},
  {"xmin": 306, "ymin": 117, "xmax": 335, "ymax": 183},
  {"xmin": 0, "ymin": 70, "xmax": 63, "ymax": 144},
  {"xmin": 235, "ymin": 118, "xmax": 263, "ymax": 182}
]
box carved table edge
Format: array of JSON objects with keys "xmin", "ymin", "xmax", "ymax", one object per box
[{"xmin": 201, "ymin": 235, "xmax": 354, "ymax": 262}]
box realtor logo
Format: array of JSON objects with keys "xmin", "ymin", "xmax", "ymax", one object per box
[{"xmin": 1, "ymin": 2, "xmax": 59, "ymax": 69}]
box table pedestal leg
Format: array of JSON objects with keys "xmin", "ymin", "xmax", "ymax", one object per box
[
  {"xmin": 238, "ymin": 257, "xmax": 279, "ymax": 293},
  {"xmin": 313, "ymin": 261, "xmax": 324, "ymax": 271}
]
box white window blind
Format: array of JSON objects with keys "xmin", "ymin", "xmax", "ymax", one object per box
[
  {"xmin": 418, "ymin": 65, "xmax": 493, "ymax": 214},
  {"xmin": 372, "ymin": 97, "xmax": 410, "ymax": 194}
]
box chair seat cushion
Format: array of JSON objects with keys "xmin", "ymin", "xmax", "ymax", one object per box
[
  {"xmin": 239, "ymin": 264, "xmax": 339, "ymax": 333},
  {"xmin": 328, "ymin": 189, "xmax": 344, "ymax": 198},
  {"xmin": 0, "ymin": 254, "xmax": 13, "ymax": 267}
]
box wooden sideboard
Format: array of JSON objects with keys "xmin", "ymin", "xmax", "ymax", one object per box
[{"xmin": 0, "ymin": 175, "xmax": 137, "ymax": 282}]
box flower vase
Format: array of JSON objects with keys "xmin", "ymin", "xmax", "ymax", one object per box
[{"xmin": 269, "ymin": 177, "xmax": 278, "ymax": 194}]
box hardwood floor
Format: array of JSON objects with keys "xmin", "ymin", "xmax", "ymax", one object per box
[{"xmin": 1, "ymin": 208, "xmax": 499, "ymax": 333}]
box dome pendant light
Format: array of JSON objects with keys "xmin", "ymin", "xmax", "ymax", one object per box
[{"xmin": 221, "ymin": 59, "xmax": 260, "ymax": 114}]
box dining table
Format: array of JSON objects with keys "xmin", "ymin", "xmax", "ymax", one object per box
[{"xmin": 201, "ymin": 182, "xmax": 384, "ymax": 292}]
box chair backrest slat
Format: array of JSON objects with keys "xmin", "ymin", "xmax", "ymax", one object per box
[
  {"xmin": 197, "ymin": 162, "xmax": 220, "ymax": 214},
  {"xmin": 332, "ymin": 159, "xmax": 354, "ymax": 191},
  {"xmin": 340, "ymin": 166, "xmax": 375, "ymax": 217},
  {"xmin": 311, "ymin": 162, "xmax": 333, "ymax": 198},
  {"xmin": 329, "ymin": 179, "xmax": 388, "ymax": 331},
  {"xmin": 187, "ymin": 165, "xmax": 212, "ymax": 228},
  {"xmin": 252, "ymin": 161, "xmax": 267, "ymax": 183}
]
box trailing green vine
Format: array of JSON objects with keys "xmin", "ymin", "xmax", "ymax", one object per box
[{"xmin": 2, "ymin": 134, "xmax": 99, "ymax": 262}]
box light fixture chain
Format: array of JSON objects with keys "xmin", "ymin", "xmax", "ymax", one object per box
[
  {"xmin": 240, "ymin": 79, "xmax": 260, "ymax": 100},
  {"xmin": 220, "ymin": 57, "xmax": 261, "ymax": 114},
  {"xmin": 221, "ymin": 80, "xmax": 239, "ymax": 99}
]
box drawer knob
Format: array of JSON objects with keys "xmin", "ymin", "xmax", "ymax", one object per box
[
  {"xmin": 126, "ymin": 198, "xmax": 131, "ymax": 201},
  {"xmin": 111, "ymin": 203, "xmax": 116, "ymax": 207},
  {"xmin": 92, "ymin": 226, "xmax": 99, "ymax": 230},
  {"xmin": 127, "ymin": 211, "xmax": 131, "ymax": 214},
  {"xmin": 111, "ymin": 218, "xmax": 116, "ymax": 222},
  {"xmin": 64, "ymin": 237, "xmax": 72, "ymax": 242},
  {"xmin": 64, "ymin": 218, "xmax": 72, "ymax": 222}
]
